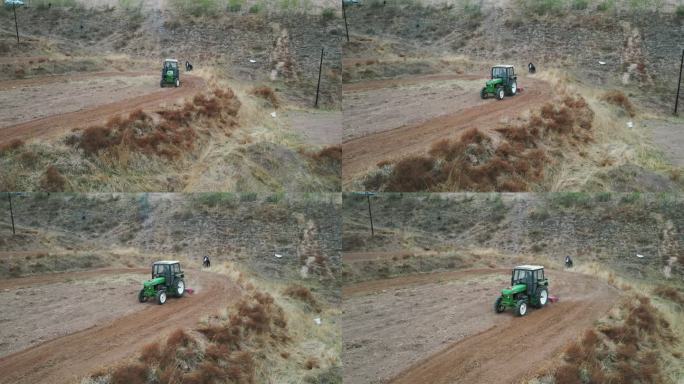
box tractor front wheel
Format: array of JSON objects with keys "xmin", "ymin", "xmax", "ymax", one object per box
[
  {"xmin": 174, "ymin": 279, "xmax": 185, "ymax": 298},
  {"xmin": 175, "ymin": 78, "xmax": 180, "ymax": 88},
  {"xmin": 495, "ymin": 87, "xmax": 505, "ymax": 101},
  {"xmin": 494, "ymin": 297, "xmax": 505, "ymax": 313},
  {"xmin": 156, "ymin": 289, "xmax": 167, "ymax": 305},
  {"xmin": 160, "ymin": 80, "xmax": 165, "ymax": 88},
  {"xmin": 515, "ymin": 300, "xmax": 527, "ymax": 316},
  {"xmin": 138, "ymin": 289, "xmax": 147, "ymax": 303},
  {"xmin": 535, "ymin": 288, "xmax": 548, "ymax": 308},
  {"xmin": 480, "ymin": 88, "xmax": 488, "ymax": 100}
]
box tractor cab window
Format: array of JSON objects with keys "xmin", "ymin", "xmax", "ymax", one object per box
[
  {"xmin": 492, "ymin": 67, "xmax": 508, "ymax": 78},
  {"xmin": 165, "ymin": 61, "xmax": 178, "ymax": 69},
  {"xmin": 173, "ymin": 264, "xmax": 180, "ymax": 273},
  {"xmin": 153, "ymin": 264, "xmax": 169, "ymax": 277},
  {"xmin": 512, "ymin": 269, "xmax": 528, "ymax": 284},
  {"xmin": 535, "ymin": 269, "xmax": 543, "ymax": 281}
]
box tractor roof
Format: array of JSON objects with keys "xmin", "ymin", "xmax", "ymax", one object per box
[
  {"xmin": 515, "ymin": 265, "xmax": 544, "ymax": 270},
  {"xmin": 493, "ymin": 64, "xmax": 514, "ymax": 68},
  {"xmin": 164, "ymin": 59, "xmax": 178, "ymax": 63},
  {"xmin": 154, "ymin": 260, "xmax": 180, "ymax": 265}
]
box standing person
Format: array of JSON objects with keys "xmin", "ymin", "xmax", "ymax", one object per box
[
  {"xmin": 203, "ymin": 255, "xmax": 211, "ymax": 268},
  {"xmin": 565, "ymin": 255, "xmax": 573, "ymax": 268},
  {"xmin": 528, "ymin": 62, "xmax": 536, "ymax": 74}
]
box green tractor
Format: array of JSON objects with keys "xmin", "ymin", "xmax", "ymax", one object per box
[
  {"xmin": 480, "ymin": 65, "xmax": 517, "ymax": 100},
  {"xmin": 494, "ymin": 265, "xmax": 548, "ymax": 316},
  {"xmin": 138, "ymin": 261, "xmax": 186, "ymax": 305},
  {"xmin": 160, "ymin": 59, "xmax": 181, "ymax": 88}
]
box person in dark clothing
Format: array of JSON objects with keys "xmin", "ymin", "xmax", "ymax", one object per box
[
  {"xmin": 203, "ymin": 255, "xmax": 210, "ymax": 268},
  {"xmin": 565, "ymin": 255, "xmax": 573, "ymax": 268},
  {"xmin": 185, "ymin": 61, "xmax": 193, "ymax": 72},
  {"xmin": 528, "ymin": 62, "xmax": 536, "ymax": 74}
]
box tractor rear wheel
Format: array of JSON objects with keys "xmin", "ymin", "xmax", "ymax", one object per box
[
  {"xmin": 515, "ymin": 300, "xmax": 527, "ymax": 316},
  {"xmin": 508, "ymin": 81, "xmax": 517, "ymax": 96},
  {"xmin": 174, "ymin": 279, "xmax": 185, "ymax": 298},
  {"xmin": 495, "ymin": 86, "xmax": 505, "ymax": 100},
  {"xmin": 494, "ymin": 297, "xmax": 505, "ymax": 313},
  {"xmin": 160, "ymin": 80, "xmax": 164, "ymax": 88},
  {"xmin": 138, "ymin": 289, "xmax": 147, "ymax": 303},
  {"xmin": 535, "ymin": 288, "xmax": 548, "ymax": 308},
  {"xmin": 480, "ymin": 88, "xmax": 488, "ymax": 99},
  {"xmin": 156, "ymin": 289, "xmax": 167, "ymax": 305}
]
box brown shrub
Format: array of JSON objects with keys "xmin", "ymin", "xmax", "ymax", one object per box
[
  {"xmin": 617, "ymin": 343, "xmax": 637, "ymax": 360},
  {"xmin": 80, "ymin": 126, "xmax": 120, "ymax": 155},
  {"xmin": 41, "ymin": 165, "xmax": 66, "ymax": 191},
  {"xmin": 581, "ymin": 329, "xmax": 600, "ymax": 349},
  {"xmin": 0, "ymin": 138, "xmax": 24, "ymax": 154},
  {"xmin": 110, "ymin": 363, "xmax": 147, "ymax": 384},
  {"xmin": 554, "ymin": 363, "xmax": 581, "ymax": 384},
  {"xmin": 166, "ymin": 329, "xmax": 194, "ymax": 349},
  {"xmin": 252, "ymin": 86, "xmax": 279, "ymax": 107},
  {"xmin": 601, "ymin": 90, "xmax": 636, "ymax": 117},
  {"xmin": 304, "ymin": 357, "xmax": 320, "ymax": 370},
  {"xmin": 588, "ymin": 366, "xmax": 606, "ymax": 384},
  {"xmin": 615, "ymin": 361, "xmax": 639, "ymax": 383},
  {"xmin": 563, "ymin": 342, "xmax": 584, "ymax": 364},
  {"xmin": 308, "ymin": 145, "xmax": 341, "ymax": 165},
  {"xmin": 600, "ymin": 325, "xmax": 638, "ymax": 344},
  {"xmin": 653, "ymin": 285, "xmax": 684, "ymax": 305},
  {"xmin": 140, "ymin": 342, "xmax": 162, "ymax": 364},
  {"xmin": 283, "ymin": 284, "xmax": 320, "ymax": 312},
  {"xmin": 387, "ymin": 156, "xmax": 440, "ymax": 192}
]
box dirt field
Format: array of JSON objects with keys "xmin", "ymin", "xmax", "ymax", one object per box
[
  {"xmin": 286, "ymin": 110, "xmax": 342, "ymax": 146},
  {"xmin": 0, "ymin": 268, "xmax": 239, "ymax": 384},
  {"xmin": 342, "ymin": 267, "xmax": 618, "ymax": 384},
  {"xmin": 0, "ymin": 72, "xmax": 205, "ymax": 145},
  {"xmin": 341, "ymin": 73, "xmax": 552, "ymax": 184}
]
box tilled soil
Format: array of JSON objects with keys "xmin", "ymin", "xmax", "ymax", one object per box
[
  {"xmin": 342, "ymin": 268, "xmax": 618, "ymax": 384},
  {"xmin": 286, "ymin": 110, "xmax": 342, "ymax": 146},
  {"xmin": 0, "ymin": 268, "xmax": 240, "ymax": 384},
  {"xmin": 341, "ymin": 73, "xmax": 552, "ymax": 185},
  {"xmin": 0, "ymin": 72, "xmax": 205, "ymax": 145}
]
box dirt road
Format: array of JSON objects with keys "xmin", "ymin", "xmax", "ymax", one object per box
[
  {"xmin": 342, "ymin": 268, "xmax": 618, "ymax": 384},
  {"xmin": 0, "ymin": 268, "xmax": 239, "ymax": 384},
  {"xmin": 342, "ymin": 74, "xmax": 551, "ymax": 185},
  {"xmin": 0, "ymin": 72, "xmax": 205, "ymax": 145}
]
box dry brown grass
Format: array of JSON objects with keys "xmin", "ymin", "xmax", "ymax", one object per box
[
  {"xmin": 283, "ymin": 284, "xmax": 320, "ymax": 312},
  {"xmin": 74, "ymin": 88, "xmax": 240, "ymax": 159},
  {"xmin": 251, "ymin": 86, "xmax": 279, "ymax": 108},
  {"xmin": 304, "ymin": 357, "xmax": 320, "ymax": 370},
  {"xmin": 375, "ymin": 91, "xmax": 595, "ymax": 191},
  {"xmin": 41, "ymin": 165, "xmax": 66, "ymax": 191},
  {"xmin": 600, "ymin": 90, "xmax": 636, "ymax": 117},
  {"xmin": 0, "ymin": 138, "xmax": 24, "ymax": 154},
  {"xmin": 110, "ymin": 362, "xmax": 147, "ymax": 384},
  {"xmin": 653, "ymin": 285, "xmax": 684, "ymax": 306},
  {"xmin": 139, "ymin": 342, "xmax": 161, "ymax": 365},
  {"xmin": 554, "ymin": 363, "xmax": 581, "ymax": 384}
]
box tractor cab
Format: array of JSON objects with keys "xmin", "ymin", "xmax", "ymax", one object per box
[
  {"xmin": 481, "ymin": 64, "xmax": 517, "ymax": 100},
  {"xmin": 494, "ymin": 265, "xmax": 549, "ymax": 316},
  {"xmin": 139, "ymin": 261, "xmax": 186, "ymax": 305},
  {"xmin": 160, "ymin": 59, "xmax": 181, "ymax": 88},
  {"xmin": 511, "ymin": 265, "xmax": 546, "ymax": 296},
  {"xmin": 491, "ymin": 65, "xmax": 515, "ymax": 80}
]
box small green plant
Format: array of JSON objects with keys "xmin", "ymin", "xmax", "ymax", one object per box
[
  {"xmin": 462, "ymin": 0, "xmax": 482, "ymax": 18},
  {"xmin": 596, "ymin": 0, "xmax": 615, "ymax": 11},
  {"xmin": 228, "ymin": 0, "xmax": 243, "ymax": 12},
  {"xmin": 520, "ymin": 0, "xmax": 564, "ymax": 15},
  {"xmin": 676, "ymin": 5, "xmax": 684, "ymax": 18},
  {"xmin": 249, "ymin": 3, "xmax": 261, "ymax": 13},
  {"xmin": 322, "ymin": 7, "xmax": 336, "ymax": 20},
  {"xmin": 571, "ymin": 0, "xmax": 589, "ymax": 10}
]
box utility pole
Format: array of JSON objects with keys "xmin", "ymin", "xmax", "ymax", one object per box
[
  {"xmin": 315, "ymin": 47, "xmax": 324, "ymax": 108},
  {"xmin": 366, "ymin": 193, "xmax": 374, "ymax": 236},
  {"xmin": 675, "ymin": 48, "xmax": 684, "ymax": 116},
  {"xmin": 13, "ymin": 4, "xmax": 20, "ymax": 44},
  {"xmin": 7, "ymin": 193, "xmax": 15, "ymax": 235},
  {"xmin": 342, "ymin": 0, "xmax": 350, "ymax": 43}
]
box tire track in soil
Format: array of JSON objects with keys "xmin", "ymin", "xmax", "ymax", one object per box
[
  {"xmin": 0, "ymin": 268, "xmax": 240, "ymax": 384},
  {"xmin": 342, "ymin": 268, "xmax": 618, "ymax": 384},
  {"xmin": 0, "ymin": 72, "xmax": 205, "ymax": 146},
  {"xmin": 342, "ymin": 75, "xmax": 551, "ymax": 185}
]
